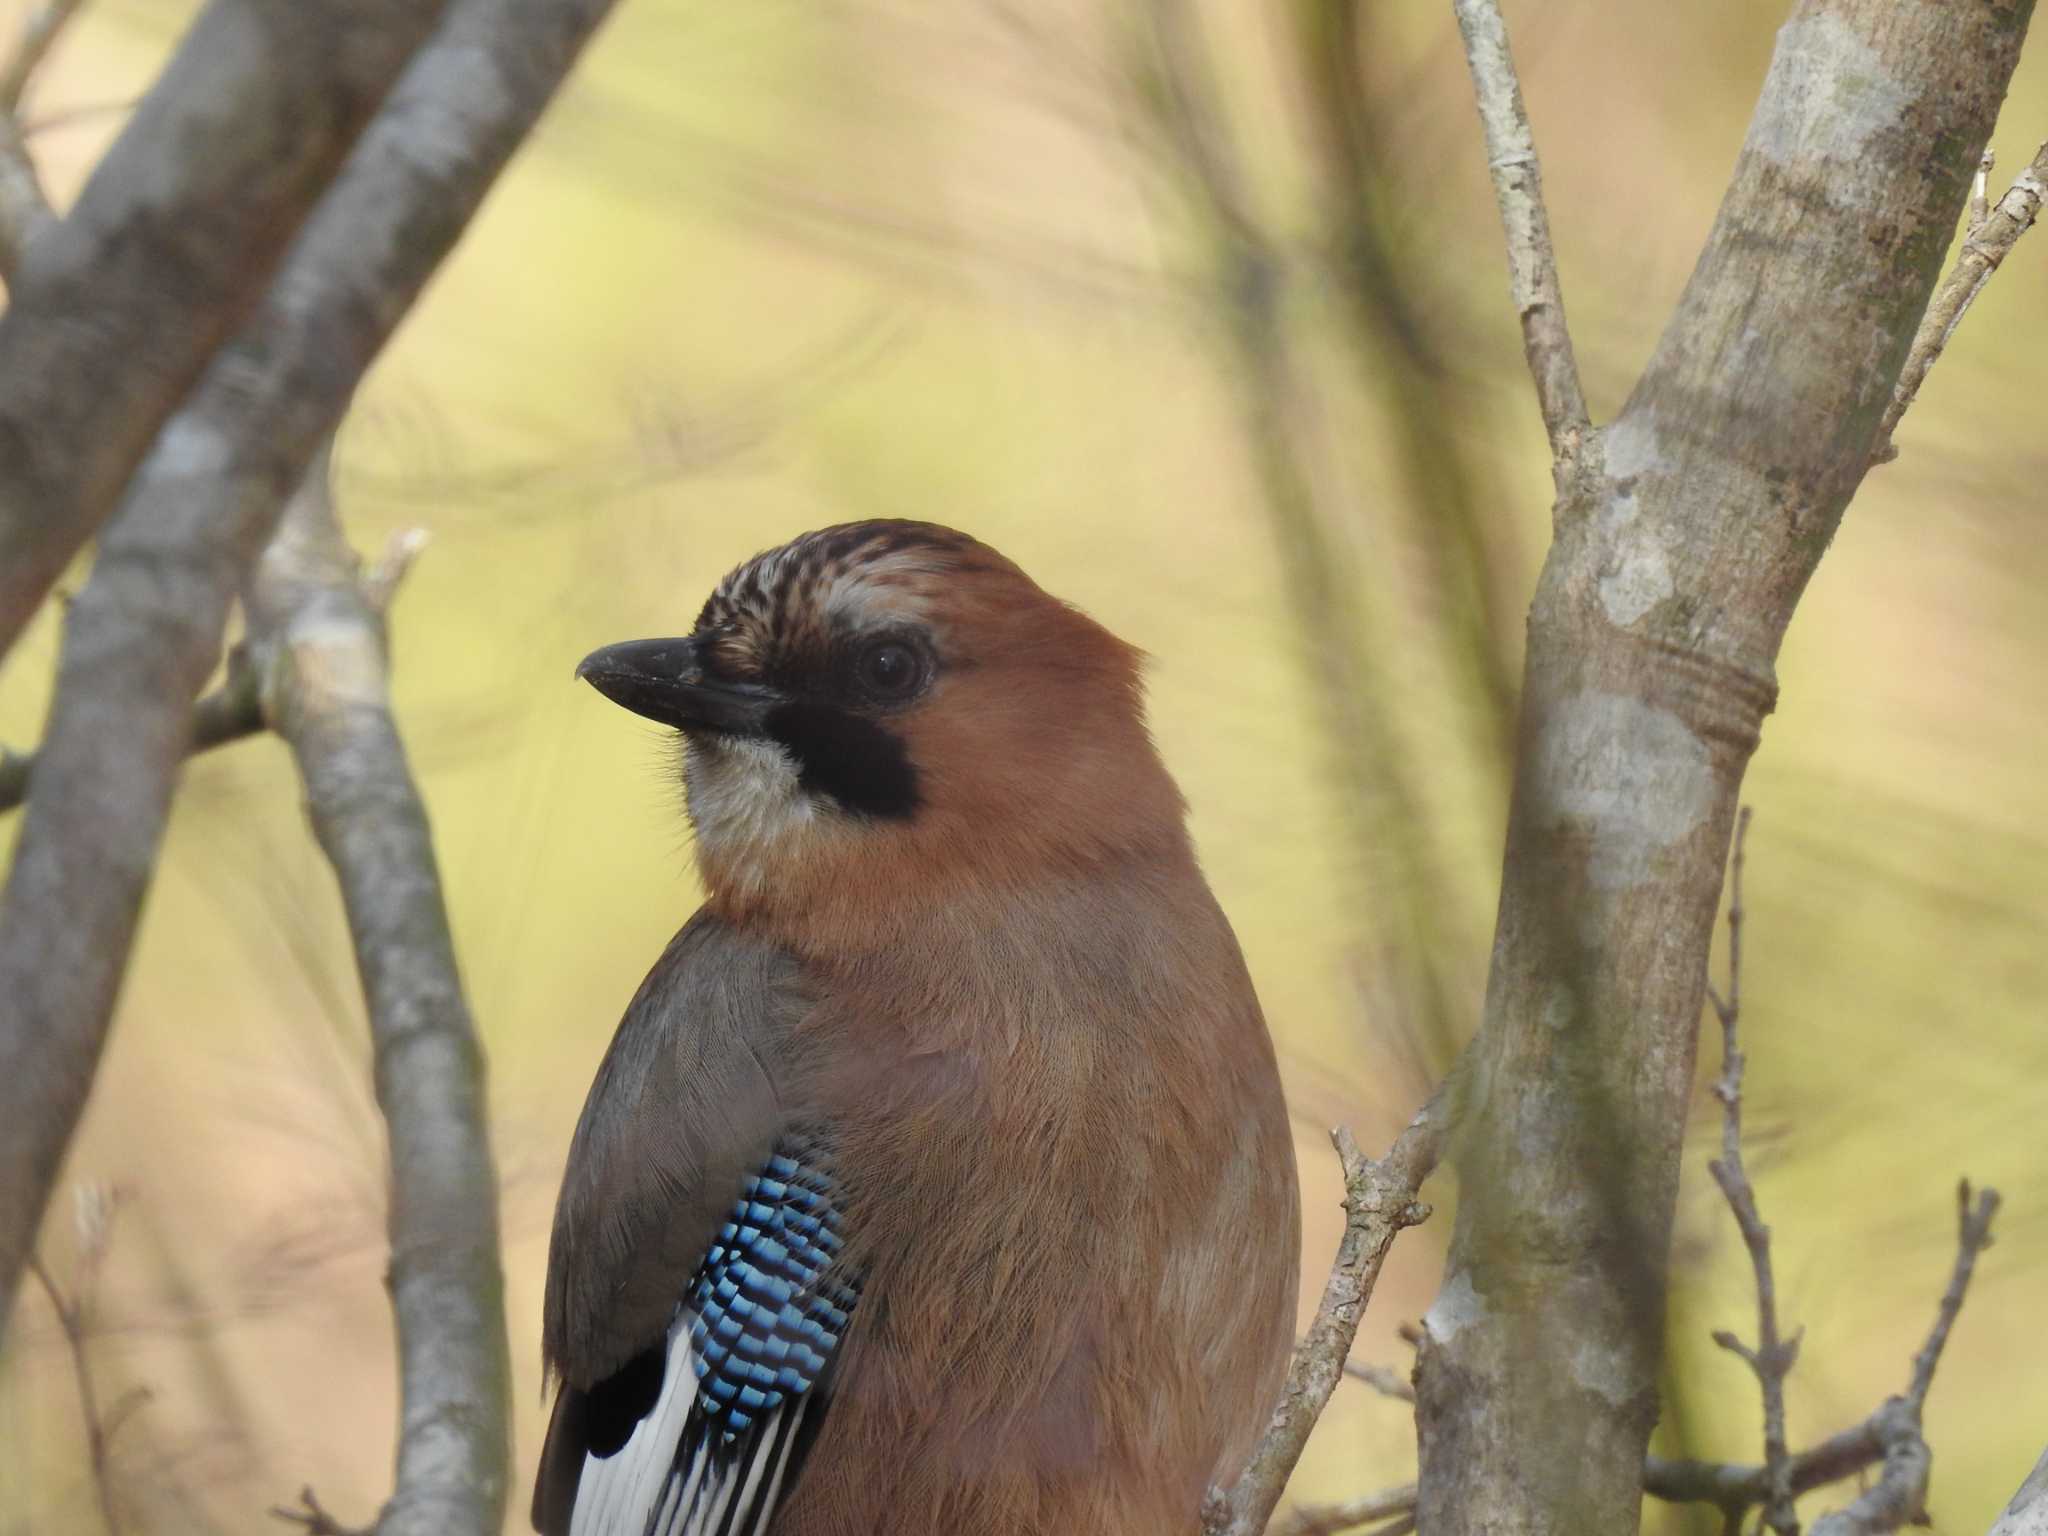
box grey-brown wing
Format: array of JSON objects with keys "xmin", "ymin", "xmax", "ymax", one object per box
[{"xmin": 534, "ymin": 909, "xmax": 807, "ymax": 1533}]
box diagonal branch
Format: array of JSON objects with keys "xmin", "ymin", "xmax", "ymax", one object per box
[
  {"xmin": 27, "ymin": 1183, "xmax": 137, "ymax": 1536},
  {"xmin": 1202, "ymin": 1089, "xmax": 1447, "ymax": 1536},
  {"xmin": 0, "ymin": 0, "xmax": 82, "ymax": 275},
  {"xmin": 0, "ymin": 0, "xmax": 622, "ymax": 1341},
  {"xmin": 0, "ymin": 0, "xmax": 456, "ymax": 664},
  {"xmin": 1448, "ymin": 0, "xmax": 1590, "ymax": 479},
  {"xmin": 1874, "ymin": 141, "xmax": 2048, "ymax": 464},
  {"xmin": 1800, "ymin": 1183, "xmax": 1997, "ymax": 1536},
  {"xmin": 245, "ymin": 444, "xmax": 507, "ymax": 1536}
]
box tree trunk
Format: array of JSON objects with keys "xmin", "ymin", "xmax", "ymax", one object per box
[{"xmin": 1414, "ymin": 3, "xmax": 2034, "ymax": 1533}]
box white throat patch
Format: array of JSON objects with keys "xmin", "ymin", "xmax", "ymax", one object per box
[{"xmin": 683, "ymin": 735, "xmax": 821, "ymax": 897}]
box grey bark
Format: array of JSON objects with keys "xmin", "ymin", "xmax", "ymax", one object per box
[
  {"xmin": 0, "ymin": 0, "xmax": 622, "ymax": 1338},
  {"xmin": 245, "ymin": 447, "xmax": 507, "ymax": 1536},
  {"xmin": 1415, "ymin": 4, "xmax": 2033, "ymax": 1535},
  {"xmin": 0, "ymin": 0, "xmax": 454, "ymax": 661},
  {"xmin": 1989, "ymin": 1450, "xmax": 2048, "ymax": 1536}
]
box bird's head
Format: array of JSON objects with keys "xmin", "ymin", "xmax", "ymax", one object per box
[{"xmin": 578, "ymin": 521, "xmax": 1186, "ymax": 940}]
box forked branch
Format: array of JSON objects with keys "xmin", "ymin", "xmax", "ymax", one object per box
[
  {"xmin": 0, "ymin": 0, "xmax": 82, "ymax": 275},
  {"xmin": 1875, "ymin": 141, "xmax": 2048, "ymax": 463},
  {"xmin": 1202, "ymin": 1090, "xmax": 1447, "ymax": 1536},
  {"xmin": 247, "ymin": 446, "xmax": 508, "ymax": 1536}
]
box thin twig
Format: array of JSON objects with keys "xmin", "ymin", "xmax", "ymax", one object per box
[
  {"xmin": 1704, "ymin": 808, "xmax": 1801, "ymax": 1536},
  {"xmin": 1805, "ymin": 1184, "xmax": 2000, "ymax": 1536},
  {"xmin": 1342, "ymin": 1359, "xmax": 1415, "ymax": 1403},
  {"xmin": 1905, "ymin": 1180, "xmax": 2000, "ymax": 1412},
  {"xmin": 26, "ymin": 1184, "xmax": 137, "ymax": 1536},
  {"xmin": 1276, "ymin": 1482, "xmax": 1416, "ymax": 1536},
  {"xmin": 1448, "ymin": 0, "xmax": 1590, "ymax": 480},
  {"xmin": 270, "ymin": 1486, "xmax": 371, "ymax": 1536},
  {"xmin": 0, "ymin": 0, "xmax": 83, "ymax": 274},
  {"xmin": 1874, "ymin": 139, "xmax": 2048, "ymax": 463},
  {"xmin": 1201, "ymin": 1090, "xmax": 1447, "ymax": 1536},
  {"xmin": 1314, "ymin": 1066, "xmax": 1999, "ymax": 1536},
  {"xmin": 1277, "ymin": 1411, "xmax": 1899, "ymax": 1535}
]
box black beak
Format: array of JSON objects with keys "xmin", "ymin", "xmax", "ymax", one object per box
[{"xmin": 575, "ymin": 637, "xmax": 779, "ymax": 736}]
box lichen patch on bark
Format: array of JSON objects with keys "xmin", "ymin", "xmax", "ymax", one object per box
[{"xmin": 1531, "ymin": 692, "xmax": 1716, "ymax": 892}]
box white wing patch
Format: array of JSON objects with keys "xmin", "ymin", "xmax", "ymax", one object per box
[{"xmin": 567, "ymin": 1312, "xmax": 816, "ymax": 1536}]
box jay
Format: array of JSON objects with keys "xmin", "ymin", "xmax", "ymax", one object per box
[{"xmin": 536, "ymin": 521, "xmax": 1299, "ymax": 1536}]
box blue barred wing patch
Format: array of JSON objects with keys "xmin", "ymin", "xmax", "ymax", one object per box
[{"xmin": 687, "ymin": 1142, "xmax": 858, "ymax": 1439}]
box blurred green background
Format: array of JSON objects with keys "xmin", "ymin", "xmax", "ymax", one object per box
[{"xmin": 2, "ymin": 0, "xmax": 2044, "ymax": 1531}]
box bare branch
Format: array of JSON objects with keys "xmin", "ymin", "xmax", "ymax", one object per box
[
  {"xmin": 1202, "ymin": 1091, "xmax": 1446, "ymax": 1536},
  {"xmin": 1276, "ymin": 1484, "xmax": 1417, "ymax": 1536},
  {"xmin": 0, "ymin": 0, "xmax": 458, "ymax": 664},
  {"xmin": 1804, "ymin": 1184, "xmax": 2000, "ymax": 1536},
  {"xmin": 270, "ymin": 1486, "xmax": 372, "ymax": 1536},
  {"xmin": 1448, "ymin": 0, "xmax": 1590, "ymax": 478},
  {"xmin": 1646, "ymin": 1418, "xmax": 1887, "ymax": 1515},
  {"xmin": 1906, "ymin": 1181, "xmax": 2000, "ymax": 1412},
  {"xmin": 245, "ymin": 445, "xmax": 507, "ymax": 1536},
  {"xmin": 1702, "ymin": 809, "xmax": 1800, "ymax": 1535},
  {"xmin": 0, "ymin": 650, "xmax": 263, "ymax": 816},
  {"xmin": 1342, "ymin": 1359, "xmax": 1415, "ymax": 1404},
  {"xmin": 1274, "ymin": 1411, "xmax": 1902, "ymax": 1536},
  {"xmin": 0, "ymin": 0, "xmax": 621, "ymax": 1338},
  {"xmin": 0, "ymin": 0, "xmax": 80, "ymax": 109},
  {"xmin": 0, "ymin": 0, "xmax": 82, "ymax": 274},
  {"xmin": 27, "ymin": 1183, "xmax": 141, "ymax": 1536},
  {"xmin": 1875, "ymin": 140, "xmax": 2048, "ymax": 463}
]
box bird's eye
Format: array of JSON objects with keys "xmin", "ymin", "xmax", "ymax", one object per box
[{"xmin": 856, "ymin": 639, "xmax": 926, "ymax": 701}]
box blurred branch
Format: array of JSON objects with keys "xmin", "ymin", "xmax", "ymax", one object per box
[
  {"xmin": 0, "ymin": 0, "xmax": 620, "ymax": 1341},
  {"xmin": 1295, "ymin": 0, "xmax": 1518, "ymax": 797},
  {"xmin": 1448, "ymin": 0, "xmax": 1589, "ymax": 479},
  {"xmin": 0, "ymin": 0, "xmax": 455, "ymax": 665},
  {"xmin": 1202, "ymin": 1091, "xmax": 1445, "ymax": 1536},
  {"xmin": 1342, "ymin": 1359, "xmax": 1414, "ymax": 1404},
  {"xmin": 245, "ymin": 444, "xmax": 507, "ymax": 1536},
  {"xmin": 0, "ymin": 0, "xmax": 81, "ymax": 275},
  {"xmin": 271, "ymin": 1486, "xmax": 372, "ymax": 1536},
  {"xmin": 0, "ymin": 651, "xmax": 263, "ymax": 815},
  {"xmin": 27, "ymin": 1183, "xmax": 146, "ymax": 1536},
  {"xmin": 1703, "ymin": 809, "xmax": 1801, "ymax": 1536},
  {"xmin": 1874, "ymin": 140, "xmax": 2048, "ymax": 464},
  {"xmin": 1135, "ymin": 0, "xmax": 1478, "ymax": 1069},
  {"xmin": 1276, "ymin": 1483, "xmax": 1415, "ymax": 1536}
]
